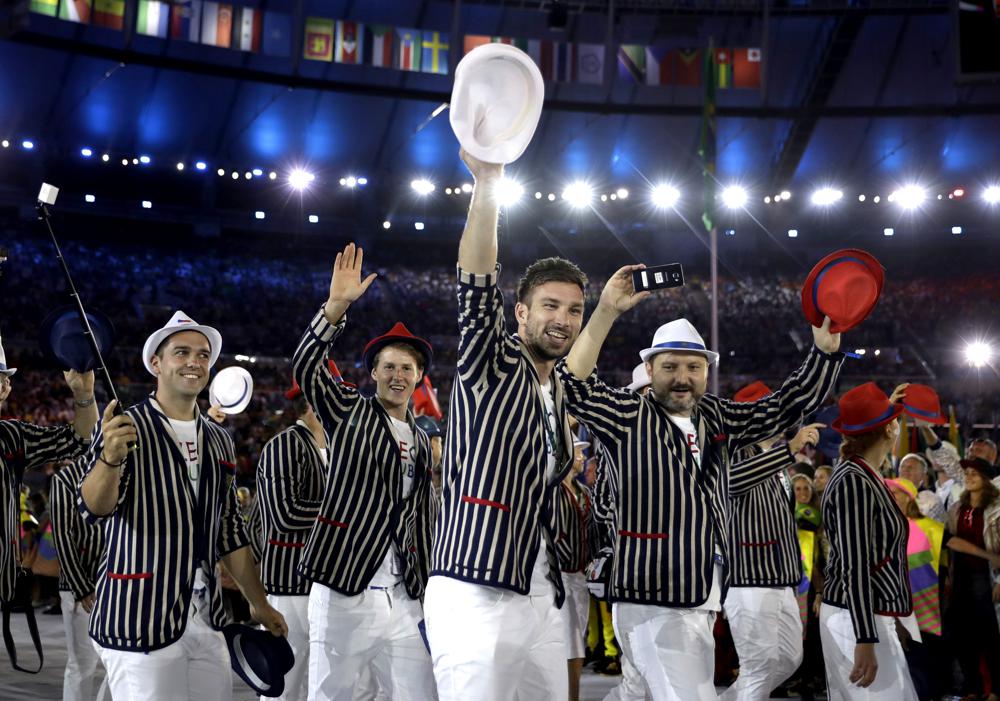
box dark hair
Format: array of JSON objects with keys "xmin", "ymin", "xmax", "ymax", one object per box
[
  {"xmin": 373, "ymin": 342, "xmax": 426, "ymax": 372},
  {"xmin": 792, "ymin": 461, "xmax": 815, "ymax": 479},
  {"xmin": 291, "ymin": 394, "xmax": 309, "ymax": 416},
  {"xmin": 959, "ymin": 474, "xmax": 999, "ymax": 510},
  {"xmin": 516, "ymin": 257, "xmax": 588, "ymax": 304},
  {"xmin": 838, "ymin": 424, "xmax": 891, "ymax": 460}
]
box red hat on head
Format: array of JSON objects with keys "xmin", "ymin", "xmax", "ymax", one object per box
[
  {"xmin": 901, "ymin": 384, "xmax": 946, "ymax": 425},
  {"xmin": 801, "ymin": 248, "xmax": 884, "ymax": 333},
  {"xmin": 362, "ymin": 322, "xmax": 433, "ymax": 374},
  {"xmin": 733, "ymin": 381, "xmax": 772, "ymax": 404},
  {"xmin": 832, "ymin": 382, "xmax": 904, "ymax": 436},
  {"xmin": 284, "ymin": 360, "xmax": 354, "ymax": 400}
]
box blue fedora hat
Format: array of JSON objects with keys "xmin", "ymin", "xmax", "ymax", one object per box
[
  {"xmin": 223, "ymin": 623, "xmax": 295, "ymax": 697},
  {"xmin": 38, "ymin": 306, "xmax": 116, "ymax": 372}
]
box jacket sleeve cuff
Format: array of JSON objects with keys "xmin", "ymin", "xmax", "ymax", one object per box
[
  {"xmin": 308, "ymin": 307, "xmax": 345, "ymax": 343},
  {"xmin": 457, "ymin": 264, "xmax": 501, "ymax": 289}
]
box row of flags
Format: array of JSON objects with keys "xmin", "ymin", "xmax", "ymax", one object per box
[{"xmin": 27, "ymin": 0, "xmax": 763, "ymax": 88}]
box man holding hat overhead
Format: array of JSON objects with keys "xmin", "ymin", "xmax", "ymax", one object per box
[
  {"xmin": 558, "ymin": 265, "xmax": 844, "ymax": 700},
  {"xmin": 0, "ymin": 330, "xmax": 99, "ymax": 608},
  {"xmin": 292, "ymin": 243, "xmax": 437, "ymax": 701},
  {"xmin": 722, "ymin": 381, "xmax": 826, "ymax": 701},
  {"xmin": 79, "ymin": 311, "xmax": 287, "ymax": 701},
  {"xmin": 422, "ymin": 151, "xmax": 585, "ymax": 701},
  {"xmin": 254, "ymin": 377, "xmax": 330, "ymax": 701}
]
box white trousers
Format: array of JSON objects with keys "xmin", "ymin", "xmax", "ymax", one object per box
[
  {"xmin": 720, "ymin": 587, "xmax": 803, "ymax": 701},
  {"xmin": 60, "ymin": 591, "xmax": 107, "ymax": 701},
  {"xmin": 307, "ymin": 583, "xmax": 436, "ymax": 701},
  {"xmin": 603, "ymin": 653, "xmax": 650, "ymax": 701},
  {"xmin": 423, "ymin": 575, "xmax": 568, "ymax": 701},
  {"xmin": 267, "ymin": 594, "xmax": 309, "ymax": 701},
  {"xmin": 613, "ymin": 602, "xmax": 718, "ymax": 701},
  {"xmin": 95, "ymin": 602, "xmax": 232, "ymax": 701},
  {"xmin": 819, "ymin": 604, "xmax": 917, "ymax": 700},
  {"xmin": 561, "ymin": 572, "xmax": 590, "ymax": 659}
]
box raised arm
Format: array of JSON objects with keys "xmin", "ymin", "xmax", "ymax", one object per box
[
  {"xmin": 457, "ymin": 150, "xmax": 503, "ymax": 275},
  {"xmin": 64, "ymin": 370, "xmax": 99, "ymax": 442},
  {"xmin": 730, "ymin": 424, "xmax": 824, "ymax": 495}
]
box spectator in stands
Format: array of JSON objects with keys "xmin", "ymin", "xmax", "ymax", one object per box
[{"xmin": 898, "ymin": 453, "xmax": 946, "ymax": 522}]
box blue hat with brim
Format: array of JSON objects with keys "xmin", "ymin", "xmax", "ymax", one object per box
[
  {"xmin": 223, "ymin": 623, "xmax": 295, "ymax": 698},
  {"xmin": 39, "ymin": 306, "xmax": 116, "ymax": 372}
]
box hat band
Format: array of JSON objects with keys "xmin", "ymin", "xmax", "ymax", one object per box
[
  {"xmin": 840, "ymin": 404, "xmax": 896, "ymax": 432},
  {"xmin": 812, "ymin": 256, "xmax": 869, "ymax": 318},
  {"xmin": 652, "ymin": 341, "xmax": 707, "ymax": 352},
  {"xmin": 902, "ymin": 403, "xmax": 940, "ymax": 420},
  {"xmin": 232, "ymin": 634, "xmax": 271, "ymax": 692}
]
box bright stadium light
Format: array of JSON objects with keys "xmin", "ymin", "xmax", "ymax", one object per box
[
  {"xmin": 176, "ymin": 162, "xmax": 185, "ymax": 171},
  {"xmin": 811, "ymin": 187, "xmax": 843, "ymax": 206},
  {"xmin": 493, "ymin": 177, "xmax": 524, "ymax": 206},
  {"xmin": 952, "ymin": 226, "xmax": 963, "ymax": 235},
  {"xmin": 891, "ymin": 185, "xmax": 926, "ymax": 210},
  {"xmin": 342, "ymin": 175, "xmax": 358, "ymax": 188},
  {"xmin": 80, "ymin": 148, "xmax": 92, "ymax": 157},
  {"xmin": 616, "ymin": 187, "xmax": 629, "ymax": 200},
  {"xmin": 21, "ymin": 140, "xmax": 34, "ymax": 150},
  {"xmin": 217, "ymin": 168, "xmax": 225, "ymax": 176},
  {"xmin": 84, "ymin": 194, "xmax": 95, "ymax": 203},
  {"xmin": 562, "ymin": 181, "xmax": 593, "ymax": 208},
  {"xmin": 651, "ymin": 184, "xmax": 680, "ymax": 209},
  {"xmin": 965, "ymin": 341, "xmax": 993, "ymax": 368},
  {"xmin": 139, "ymin": 155, "xmax": 150, "ymax": 164},
  {"xmin": 414, "ymin": 221, "xmax": 425, "ymax": 231},
  {"xmin": 883, "ymin": 227, "xmax": 894, "ymax": 236},
  {"xmin": 254, "ymin": 211, "xmax": 265, "ymax": 220},
  {"xmin": 101, "ymin": 154, "xmax": 110, "ymax": 162},
  {"xmin": 1, "ymin": 140, "xmax": 8, "ymax": 148},
  {"xmin": 308, "ymin": 215, "xmax": 319, "ymax": 224},
  {"xmin": 788, "ymin": 229, "xmax": 798, "ymax": 238},
  {"xmin": 382, "ymin": 220, "xmax": 391, "ymax": 230},
  {"xmin": 411, "ymin": 178, "xmax": 435, "ymax": 196},
  {"xmin": 461, "ymin": 183, "xmax": 472, "ymax": 193},
  {"xmin": 289, "ymin": 169, "xmax": 314, "ymax": 190},
  {"xmin": 983, "ymin": 186, "xmax": 1000, "ymax": 205},
  {"xmin": 252, "ymin": 168, "xmax": 263, "ymax": 177},
  {"xmin": 721, "ymin": 185, "xmax": 748, "ymax": 209},
  {"xmin": 195, "ymin": 161, "xmax": 207, "ymax": 171},
  {"xmin": 141, "ymin": 200, "xmax": 152, "ymax": 209},
  {"xmin": 357, "ymin": 177, "xmax": 368, "ymax": 186}
]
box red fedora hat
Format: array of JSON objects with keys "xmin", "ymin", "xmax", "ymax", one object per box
[
  {"xmin": 362, "ymin": 322, "xmax": 433, "ymax": 373},
  {"xmin": 733, "ymin": 381, "xmax": 772, "ymax": 404},
  {"xmin": 285, "ymin": 360, "xmax": 355, "ymax": 399},
  {"xmin": 801, "ymin": 249, "xmax": 884, "ymax": 333},
  {"xmin": 832, "ymin": 382, "xmax": 904, "ymax": 436},
  {"xmin": 901, "ymin": 384, "xmax": 946, "ymax": 425}
]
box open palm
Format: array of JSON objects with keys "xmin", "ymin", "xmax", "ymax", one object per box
[
  {"xmin": 599, "ymin": 264, "xmax": 651, "ymax": 315},
  {"xmin": 329, "ymin": 243, "xmax": 377, "ymax": 305}
]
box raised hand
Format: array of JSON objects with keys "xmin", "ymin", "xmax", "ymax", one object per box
[
  {"xmin": 888, "ymin": 383, "xmax": 910, "ymax": 406},
  {"xmin": 324, "ymin": 243, "xmax": 377, "ymax": 323},
  {"xmin": 598, "ymin": 264, "xmax": 652, "ymax": 317},
  {"xmin": 99, "ymin": 400, "xmax": 137, "ymax": 465},
  {"xmin": 811, "ymin": 316, "xmax": 841, "ymax": 354},
  {"xmin": 460, "ymin": 148, "xmax": 503, "ymax": 184},
  {"xmin": 788, "ymin": 423, "xmax": 826, "ymax": 454},
  {"xmin": 64, "ymin": 369, "xmax": 95, "ymax": 400}
]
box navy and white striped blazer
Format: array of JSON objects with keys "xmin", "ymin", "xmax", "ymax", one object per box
[
  {"xmin": 293, "ymin": 311, "xmax": 436, "ymax": 600},
  {"xmin": 727, "ymin": 445, "xmax": 802, "ymax": 588},
  {"xmin": 822, "ymin": 456, "xmax": 912, "ymax": 643},
  {"xmin": 432, "ymin": 267, "xmax": 574, "ymax": 606},
  {"xmin": 555, "ymin": 482, "xmax": 591, "ymax": 574},
  {"xmin": 50, "ymin": 457, "xmax": 105, "ymax": 600},
  {"xmin": 78, "ymin": 398, "xmax": 249, "ymax": 652},
  {"xmin": 1, "ymin": 420, "xmax": 87, "ymax": 602},
  {"xmin": 557, "ymin": 347, "xmax": 842, "ymax": 607},
  {"xmin": 256, "ymin": 422, "xmax": 325, "ymax": 596}
]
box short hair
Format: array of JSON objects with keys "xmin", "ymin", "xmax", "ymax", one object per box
[
  {"xmin": 899, "ymin": 453, "xmax": 929, "ymax": 473},
  {"xmin": 373, "ymin": 342, "xmax": 425, "ymax": 372},
  {"xmin": 516, "ymin": 257, "xmax": 588, "ymax": 305}
]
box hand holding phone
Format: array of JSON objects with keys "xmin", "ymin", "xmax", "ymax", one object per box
[{"xmin": 632, "ymin": 263, "xmax": 685, "ymax": 292}]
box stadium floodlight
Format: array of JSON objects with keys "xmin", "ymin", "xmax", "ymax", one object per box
[
  {"xmin": 252, "ymin": 168, "xmax": 263, "ymax": 177},
  {"xmin": 101, "ymin": 154, "xmax": 110, "ymax": 162},
  {"xmin": 721, "ymin": 185, "xmax": 748, "ymax": 209},
  {"xmin": 84, "ymin": 194, "xmax": 95, "ymax": 203},
  {"xmin": 81, "ymin": 148, "xmax": 93, "ymax": 157},
  {"xmin": 414, "ymin": 221, "xmax": 425, "ymax": 231},
  {"xmin": 461, "ymin": 183, "xmax": 472, "ymax": 193},
  {"xmin": 983, "ymin": 186, "xmax": 1000, "ymax": 205},
  {"xmin": 195, "ymin": 161, "xmax": 207, "ymax": 171},
  {"xmin": 343, "ymin": 176, "xmax": 358, "ymax": 188},
  {"xmin": 139, "ymin": 155, "xmax": 150, "ymax": 164},
  {"xmin": 21, "ymin": 140, "xmax": 34, "ymax": 150},
  {"xmin": 616, "ymin": 187, "xmax": 629, "ymax": 200},
  {"xmin": 357, "ymin": 177, "xmax": 368, "ymax": 186},
  {"xmin": 382, "ymin": 220, "xmax": 391, "ymax": 230},
  {"xmin": 952, "ymin": 226, "xmax": 963, "ymax": 235},
  {"xmin": 891, "ymin": 185, "xmax": 926, "ymax": 210},
  {"xmin": 411, "ymin": 178, "xmax": 435, "ymax": 196},
  {"xmin": 788, "ymin": 229, "xmax": 798, "ymax": 238},
  {"xmin": 811, "ymin": 187, "xmax": 843, "ymax": 206},
  {"xmin": 562, "ymin": 181, "xmax": 593, "ymax": 209},
  {"xmin": 883, "ymin": 227, "xmax": 894, "ymax": 236},
  {"xmin": 308, "ymin": 215, "xmax": 319, "ymax": 224},
  {"xmin": 965, "ymin": 341, "xmax": 993, "ymax": 368},
  {"xmin": 217, "ymin": 168, "xmax": 225, "ymax": 176},
  {"xmin": 289, "ymin": 169, "xmax": 314, "ymax": 190},
  {"xmin": 176, "ymin": 162, "xmax": 185, "ymax": 171},
  {"xmin": 651, "ymin": 184, "xmax": 680, "ymax": 209},
  {"xmin": 1, "ymin": 140, "xmax": 8, "ymax": 148},
  {"xmin": 858, "ymin": 194, "xmax": 866, "ymax": 202},
  {"xmin": 141, "ymin": 200, "xmax": 152, "ymax": 209},
  {"xmin": 493, "ymin": 177, "xmax": 524, "ymax": 207},
  {"xmin": 547, "ymin": 193, "xmax": 556, "ymax": 201},
  {"xmin": 231, "ymin": 171, "xmax": 239, "ymax": 180},
  {"xmin": 254, "ymin": 211, "xmax": 265, "ymax": 220},
  {"xmin": 269, "ymin": 171, "xmax": 277, "ymax": 180},
  {"xmin": 779, "ymin": 190, "xmax": 791, "ymax": 201}
]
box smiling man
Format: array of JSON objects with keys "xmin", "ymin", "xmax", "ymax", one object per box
[
  {"xmin": 292, "ymin": 244, "xmax": 438, "ymax": 701},
  {"xmin": 558, "ymin": 266, "xmax": 844, "ymax": 700},
  {"xmin": 422, "ymin": 150, "xmax": 585, "ymax": 701},
  {"xmin": 79, "ymin": 311, "xmax": 286, "ymax": 700}
]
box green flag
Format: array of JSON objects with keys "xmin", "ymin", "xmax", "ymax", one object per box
[{"xmin": 699, "ymin": 40, "xmax": 717, "ymax": 233}]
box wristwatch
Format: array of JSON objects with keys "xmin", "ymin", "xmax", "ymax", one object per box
[{"xmin": 74, "ymin": 396, "xmax": 96, "ymax": 408}]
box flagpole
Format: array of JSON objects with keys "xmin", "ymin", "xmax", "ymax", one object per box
[
  {"xmin": 450, "ymin": 0, "xmax": 462, "ymax": 76},
  {"xmin": 710, "ymin": 226, "xmax": 719, "ymax": 396}
]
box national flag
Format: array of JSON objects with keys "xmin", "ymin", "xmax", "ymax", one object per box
[
  {"xmin": 644, "ymin": 45, "xmax": 671, "ymax": 86},
  {"xmin": 334, "ymin": 20, "xmax": 363, "ymax": 64},
  {"xmin": 948, "ymin": 405, "xmax": 962, "ymax": 456},
  {"xmin": 617, "ymin": 44, "xmax": 646, "ymax": 84},
  {"xmin": 576, "ymin": 43, "xmax": 604, "ymax": 85},
  {"xmin": 462, "ymin": 35, "xmax": 513, "ymax": 54},
  {"xmin": 396, "ymin": 28, "xmax": 421, "ymax": 71},
  {"xmin": 59, "ymin": 0, "xmax": 91, "ymax": 23},
  {"xmin": 304, "ymin": 17, "xmax": 334, "ymax": 61},
  {"xmin": 523, "ymin": 39, "xmax": 543, "ymax": 68},
  {"xmin": 673, "ymin": 48, "xmax": 702, "ymax": 86},
  {"xmin": 136, "ymin": 0, "xmax": 169, "ymax": 38},
  {"xmin": 170, "ymin": 0, "xmax": 202, "ymax": 42},
  {"xmin": 537, "ymin": 42, "xmax": 574, "ymax": 82},
  {"xmin": 234, "ymin": 6, "xmax": 261, "ymax": 52},
  {"xmin": 261, "ymin": 11, "xmax": 290, "ymax": 57},
  {"xmin": 363, "ymin": 25, "xmax": 394, "ymax": 68},
  {"xmin": 733, "ymin": 47, "xmax": 762, "ymax": 89},
  {"xmin": 412, "ymin": 376, "xmax": 443, "ymax": 420},
  {"xmin": 713, "ymin": 47, "xmax": 733, "ymax": 89},
  {"xmin": 421, "ymin": 31, "xmax": 449, "ymax": 75},
  {"xmin": 30, "ymin": 0, "xmax": 58, "ymax": 17},
  {"xmin": 200, "ymin": 2, "xmax": 233, "ymax": 48},
  {"xmin": 698, "ymin": 43, "xmax": 717, "ymax": 233},
  {"xmin": 92, "ymin": 0, "xmax": 123, "ymax": 28}
]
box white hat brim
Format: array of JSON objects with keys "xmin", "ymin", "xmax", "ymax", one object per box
[
  {"xmin": 209, "ymin": 367, "xmax": 253, "ymax": 415},
  {"xmin": 449, "ymin": 43, "xmax": 545, "ymax": 165},
  {"xmin": 639, "ymin": 346, "xmax": 720, "ymax": 365},
  {"xmin": 143, "ymin": 324, "xmax": 222, "ymax": 376},
  {"xmin": 626, "ymin": 379, "xmax": 650, "ymax": 392}
]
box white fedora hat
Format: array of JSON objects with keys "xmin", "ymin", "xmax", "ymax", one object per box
[
  {"xmin": 0, "ymin": 332, "xmax": 16, "ymax": 376},
  {"xmin": 209, "ymin": 366, "xmax": 254, "ymax": 415},
  {"xmin": 639, "ymin": 319, "xmax": 719, "ymax": 366},
  {"xmin": 449, "ymin": 43, "xmax": 544, "ymax": 165},
  {"xmin": 142, "ymin": 310, "xmax": 222, "ymax": 376},
  {"xmin": 625, "ymin": 363, "xmax": 650, "ymax": 392}
]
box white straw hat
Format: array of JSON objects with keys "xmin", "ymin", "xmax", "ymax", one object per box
[
  {"xmin": 142, "ymin": 310, "xmax": 222, "ymax": 376},
  {"xmin": 0, "ymin": 331, "xmax": 16, "ymax": 376},
  {"xmin": 209, "ymin": 366, "xmax": 254, "ymax": 415},
  {"xmin": 639, "ymin": 319, "xmax": 719, "ymax": 366},
  {"xmin": 626, "ymin": 363, "xmax": 650, "ymax": 391}
]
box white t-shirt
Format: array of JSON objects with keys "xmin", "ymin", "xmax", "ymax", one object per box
[
  {"xmin": 668, "ymin": 415, "xmax": 701, "ymax": 467},
  {"xmin": 529, "ymin": 383, "xmax": 562, "ymax": 598},
  {"xmin": 368, "ymin": 417, "xmax": 418, "ymax": 588},
  {"xmin": 167, "ymin": 417, "xmax": 200, "ymax": 492}
]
